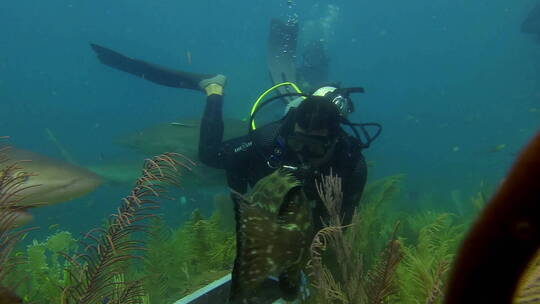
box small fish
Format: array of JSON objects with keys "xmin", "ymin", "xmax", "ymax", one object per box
[
  {"xmin": 495, "ymin": 144, "xmax": 507, "ymax": 151},
  {"xmin": 489, "ymin": 144, "xmax": 507, "ymax": 153},
  {"xmin": 0, "ymin": 286, "xmax": 22, "ymax": 304},
  {"xmin": 452, "ymin": 146, "xmax": 460, "ymax": 152},
  {"xmin": 230, "ymin": 169, "xmax": 312, "ymax": 303}
]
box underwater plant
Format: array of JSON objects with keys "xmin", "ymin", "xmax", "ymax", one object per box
[
  {"xmin": 141, "ymin": 208, "xmax": 235, "ymax": 304},
  {"xmin": 395, "ymin": 212, "xmax": 464, "ymax": 304},
  {"xmin": 3, "ymin": 151, "xmax": 188, "ymax": 303},
  {"xmin": 0, "ymin": 140, "xmax": 38, "ymax": 303},
  {"xmin": 353, "ymin": 174, "xmax": 405, "ymax": 269},
  {"xmin": 212, "ymin": 193, "xmax": 235, "ymax": 231},
  {"xmin": 58, "ymin": 152, "xmax": 189, "ymax": 304},
  {"xmin": 307, "ymin": 172, "xmax": 403, "ymax": 304},
  {"xmin": 5, "ymin": 230, "xmax": 78, "ymax": 303}
]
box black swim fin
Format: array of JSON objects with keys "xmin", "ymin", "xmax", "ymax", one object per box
[
  {"xmin": 90, "ymin": 43, "xmax": 214, "ymax": 90},
  {"xmin": 267, "ymin": 19, "xmax": 299, "ymax": 99}
]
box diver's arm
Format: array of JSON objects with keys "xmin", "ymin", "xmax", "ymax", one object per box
[{"xmin": 341, "ymin": 155, "xmax": 368, "ymax": 225}]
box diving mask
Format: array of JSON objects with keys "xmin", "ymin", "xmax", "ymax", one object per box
[
  {"xmin": 287, "ymin": 132, "xmax": 335, "ymax": 157},
  {"xmin": 312, "ymin": 86, "xmax": 355, "ymax": 117}
]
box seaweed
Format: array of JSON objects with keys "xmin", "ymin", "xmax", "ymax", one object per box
[
  {"xmin": 0, "ymin": 135, "xmax": 414, "ymax": 304},
  {"xmin": 140, "ymin": 207, "xmax": 235, "ymax": 304},
  {"xmin": 140, "ymin": 217, "xmax": 175, "ymax": 302},
  {"xmin": 394, "ymin": 212, "xmax": 464, "ymax": 304},
  {"xmin": 305, "ymin": 173, "xmax": 479, "ymax": 304},
  {"xmin": 212, "ymin": 193, "xmax": 235, "ymax": 232},
  {"xmin": 353, "ymin": 174, "xmax": 404, "ymax": 271},
  {"xmin": 0, "ymin": 140, "xmax": 38, "ymax": 302},
  {"xmin": 5, "ymin": 231, "xmax": 78, "ymax": 303},
  {"xmin": 57, "ymin": 152, "xmax": 188, "ymax": 304},
  {"xmin": 0, "ymin": 142, "xmax": 200, "ymax": 303},
  {"xmin": 0, "ymin": 136, "xmax": 498, "ymax": 304},
  {"xmin": 365, "ymin": 225, "xmax": 402, "ymax": 304},
  {"xmin": 307, "ymin": 172, "xmax": 403, "ymax": 304}
]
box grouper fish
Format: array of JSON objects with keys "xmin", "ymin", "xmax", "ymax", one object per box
[
  {"xmin": 230, "ymin": 169, "xmax": 313, "ymax": 303},
  {"xmin": 0, "ymin": 147, "xmax": 102, "ymax": 226}
]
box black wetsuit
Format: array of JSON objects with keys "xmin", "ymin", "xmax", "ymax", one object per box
[{"xmin": 198, "ymin": 94, "xmax": 368, "ymax": 230}]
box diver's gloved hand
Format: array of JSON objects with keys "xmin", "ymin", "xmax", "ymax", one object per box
[{"xmin": 199, "ymin": 74, "xmax": 226, "ymax": 95}]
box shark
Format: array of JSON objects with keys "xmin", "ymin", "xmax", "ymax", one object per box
[
  {"xmin": 86, "ymin": 158, "xmax": 226, "ymax": 188},
  {"xmin": 114, "ymin": 117, "xmax": 247, "ymax": 158},
  {"xmin": 0, "ymin": 147, "xmax": 102, "ymax": 226}
]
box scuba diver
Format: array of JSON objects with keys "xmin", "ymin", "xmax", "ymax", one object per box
[{"xmin": 90, "ymin": 18, "xmax": 380, "ymax": 304}]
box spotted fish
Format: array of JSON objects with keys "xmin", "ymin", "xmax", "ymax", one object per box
[{"xmin": 230, "ymin": 169, "xmax": 313, "ymax": 303}]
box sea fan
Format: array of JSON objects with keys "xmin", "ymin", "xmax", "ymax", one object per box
[
  {"xmin": 308, "ymin": 172, "xmax": 404, "ymax": 304},
  {"xmin": 396, "ymin": 213, "xmax": 460, "ymax": 304},
  {"xmin": 61, "ymin": 152, "xmax": 192, "ymax": 304},
  {"xmin": 365, "ymin": 225, "xmax": 402, "ymax": 304},
  {"xmin": 0, "ymin": 139, "xmax": 37, "ymax": 300}
]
